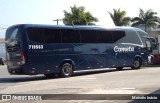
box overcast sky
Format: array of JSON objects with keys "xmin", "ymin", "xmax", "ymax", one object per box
[{"xmin": 0, "ymin": 0, "xmax": 160, "ymax": 38}]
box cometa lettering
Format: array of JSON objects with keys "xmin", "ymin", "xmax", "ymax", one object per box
[{"xmin": 114, "ymin": 46, "xmax": 134, "ymax": 52}]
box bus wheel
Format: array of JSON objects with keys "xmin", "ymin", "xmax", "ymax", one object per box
[
  {"xmin": 131, "ymin": 58, "xmax": 141, "ymax": 69},
  {"xmin": 60, "ymin": 63, "xmax": 73, "ymax": 78},
  {"xmin": 116, "ymin": 67, "xmax": 123, "ymax": 70}
]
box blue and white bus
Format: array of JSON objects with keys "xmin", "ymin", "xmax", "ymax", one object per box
[{"xmin": 5, "ymin": 24, "xmax": 153, "ymax": 77}]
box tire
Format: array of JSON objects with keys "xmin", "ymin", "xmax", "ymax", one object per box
[
  {"xmin": 60, "ymin": 63, "xmax": 73, "ymax": 78},
  {"xmin": 131, "ymin": 58, "xmax": 141, "ymax": 69},
  {"xmin": 116, "ymin": 67, "xmax": 123, "ymax": 70}
]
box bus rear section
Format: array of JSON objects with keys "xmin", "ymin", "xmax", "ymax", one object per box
[{"xmin": 5, "ymin": 25, "xmax": 26, "ymax": 74}]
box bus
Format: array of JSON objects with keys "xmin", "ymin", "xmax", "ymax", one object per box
[{"xmin": 5, "ymin": 24, "xmax": 153, "ymax": 77}]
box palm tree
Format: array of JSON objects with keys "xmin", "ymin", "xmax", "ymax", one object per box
[
  {"xmin": 108, "ymin": 8, "xmax": 131, "ymax": 26},
  {"xmin": 63, "ymin": 5, "xmax": 98, "ymax": 25},
  {"xmin": 131, "ymin": 8, "xmax": 160, "ymax": 31}
]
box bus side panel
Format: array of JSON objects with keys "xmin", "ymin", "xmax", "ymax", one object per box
[
  {"xmin": 74, "ymin": 44, "xmax": 117, "ymax": 70},
  {"xmin": 26, "ymin": 43, "xmax": 119, "ymax": 74},
  {"xmin": 114, "ymin": 44, "xmax": 141, "ymax": 67}
]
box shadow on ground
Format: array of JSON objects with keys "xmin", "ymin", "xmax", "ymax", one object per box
[
  {"xmin": 0, "ymin": 68, "xmax": 134, "ymax": 83},
  {"xmin": 0, "ymin": 67, "xmax": 153, "ymax": 83}
]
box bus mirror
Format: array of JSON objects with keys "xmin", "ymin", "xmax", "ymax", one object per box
[
  {"xmin": 151, "ymin": 38, "xmax": 158, "ymax": 50},
  {"xmin": 152, "ymin": 43, "xmax": 157, "ymax": 50},
  {"xmin": 148, "ymin": 47, "xmax": 152, "ymax": 53},
  {"xmin": 146, "ymin": 40, "xmax": 152, "ymax": 53},
  {"xmin": 146, "ymin": 37, "xmax": 158, "ymax": 50}
]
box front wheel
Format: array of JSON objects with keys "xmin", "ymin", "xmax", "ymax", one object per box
[
  {"xmin": 131, "ymin": 58, "xmax": 141, "ymax": 69},
  {"xmin": 60, "ymin": 63, "xmax": 73, "ymax": 78}
]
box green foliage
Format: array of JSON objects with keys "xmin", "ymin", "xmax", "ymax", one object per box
[
  {"xmin": 63, "ymin": 5, "xmax": 98, "ymax": 25},
  {"xmin": 108, "ymin": 8, "xmax": 131, "ymax": 26},
  {"xmin": 131, "ymin": 8, "xmax": 160, "ymax": 31}
]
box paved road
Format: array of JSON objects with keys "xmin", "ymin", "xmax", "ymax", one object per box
[{"xmin": 0, "ymin": 65, "xmax": 160, "ymax": 103}]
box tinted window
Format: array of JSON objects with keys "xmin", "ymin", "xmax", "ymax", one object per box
[
  {"xmin": 6, "ymin": 27, "xmax": 20, "ymax": 40},
  {"xmin": 137, "ymin": 31, "xmax": 148, "ymax": 45},
  {"xmin": 97, "ymin": 31, "xmax": 112, "ymax": 43},
  {"xmin": 80, "ymin": 30, "xmax": 97, "ymax": 43},
  {"xmin": 112, "ymin": 31, "xmax": 125, "ymax": 43},
  {"xmin": 125, "ymin": 30, "xmax": 141, "ymax": 44},
  {"xmin": 61, "ymin": 29, "xmax": 80, "ymax": 43},
  {"xmin": 44, "ymin": 28, "xmax": 61, "ymax": 43},
  {"xmin": 115, "ymin": 30, "xmax": 141, "ymax": 44},
  {"xmin": 27, "ymin": 28, "xmax": 44, "ymax": 43}
]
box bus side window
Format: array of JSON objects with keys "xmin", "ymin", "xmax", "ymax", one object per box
[
  {"xmin": 137, "ymin": 31, "xmax": 149, "ymax": 46},
  {"xmin": 44, "ymin": 28, "xmax": 61, "ymax": 43},
  {"xmin": 97, "ymin": 31, "xmax": 112, "ymax": 43},
  {"xmin": 27, "ymin": 28, "xmax": 44, "ymax": 43},
  {"xmin": 61, "ymin": 29, "xmax": 80, "ymax": 43},
  {"xmin": 112, "ymin": 31, "xmax": 125, "ymax": 43},
  {"xmin": 80, "ymin": 30, "xmax": 97, "ymax": 43}
]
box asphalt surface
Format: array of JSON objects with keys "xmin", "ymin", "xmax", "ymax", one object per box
[{"xmin": 0, "ymin": 65, "xmax": 160, "ymax": 103}]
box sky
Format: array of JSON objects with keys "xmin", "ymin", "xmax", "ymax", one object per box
[{"xmin": 0, "ymin": 0, "xmax": 160, "ymax": 38}]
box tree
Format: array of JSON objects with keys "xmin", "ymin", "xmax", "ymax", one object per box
[
  {"xmin": 108, "ymin": 8, "xmax": 131, "ymax": 26},
  {"xmin": 63, "ymin": 5, "xmax": 98, "ymax": 25},
  {"xmin": 131, "ymin": 8, "xmax": 160, "ymax": 31}
]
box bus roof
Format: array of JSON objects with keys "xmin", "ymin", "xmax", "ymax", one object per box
[{"xmin": 9, "ymin": 24, "xmax": 146, "ymax": 33}]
